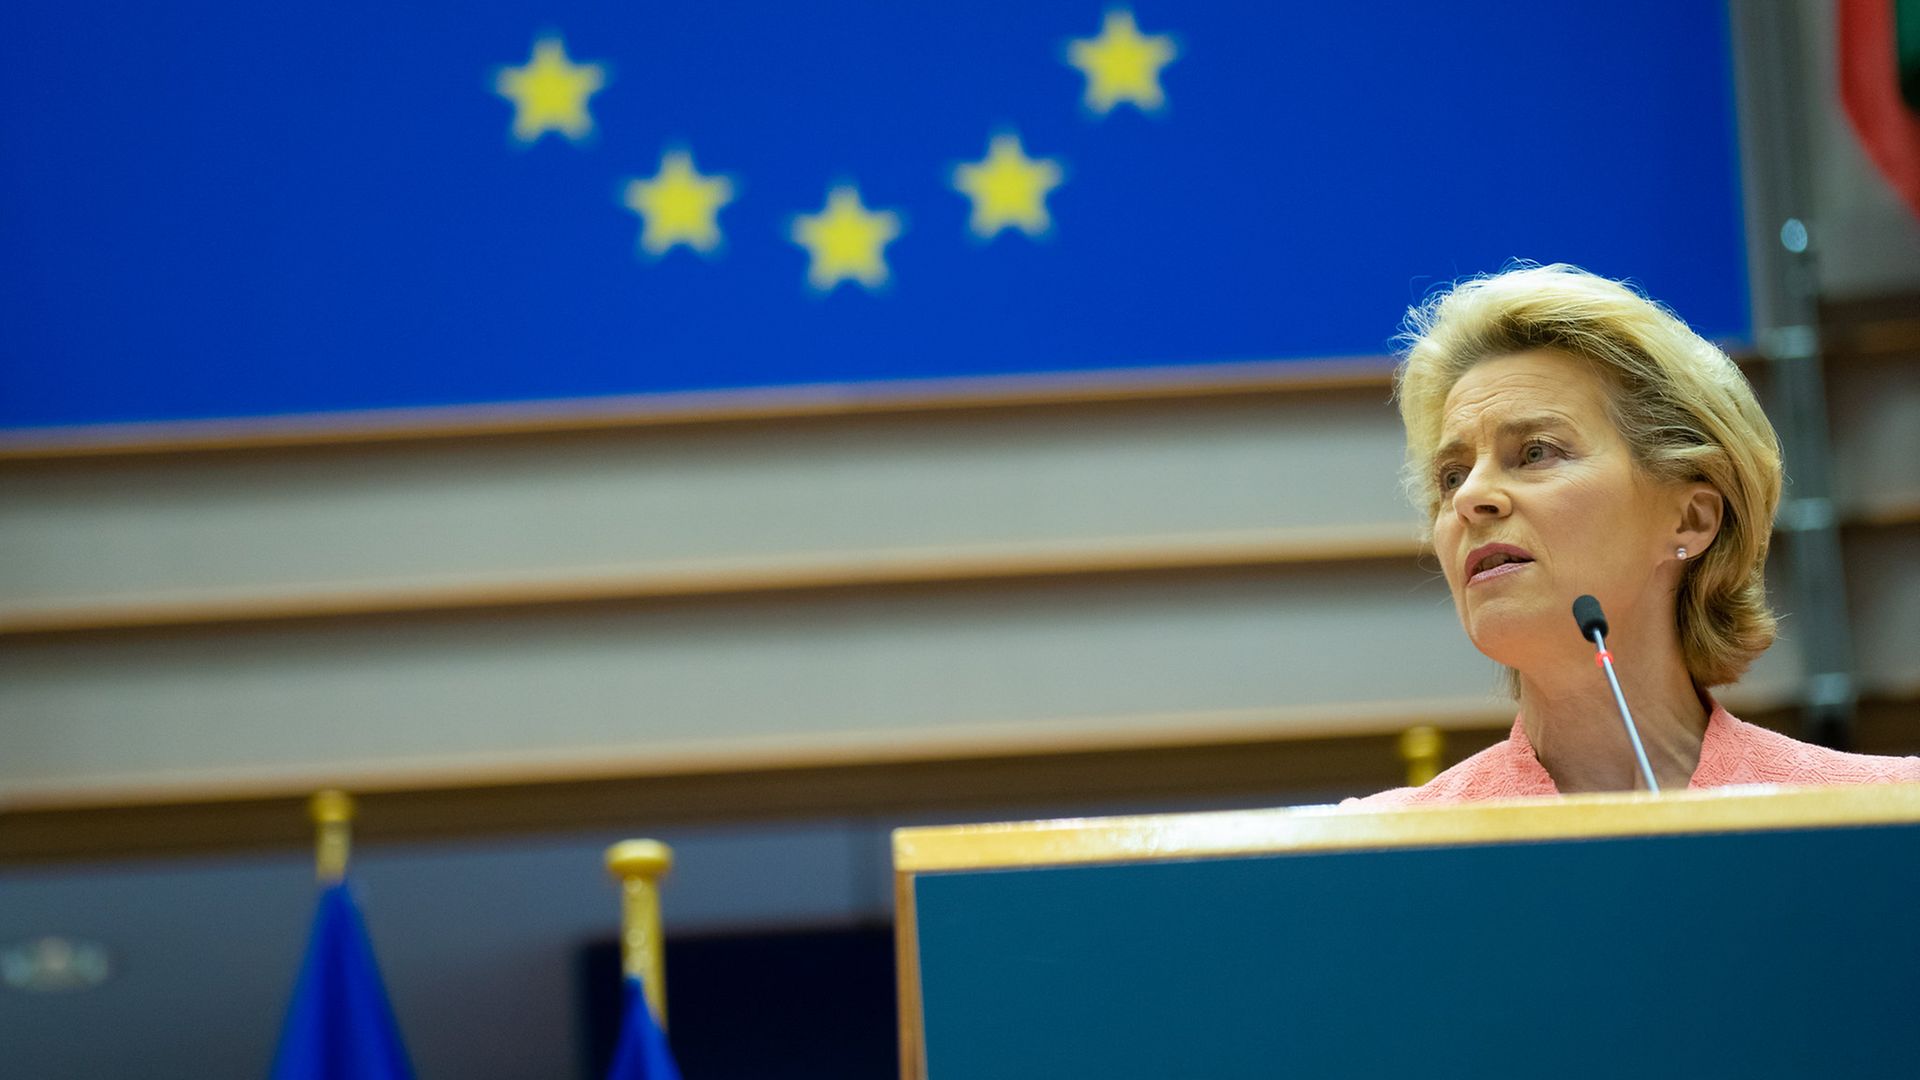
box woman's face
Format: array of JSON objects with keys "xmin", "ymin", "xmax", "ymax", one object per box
[{"xmin": 1430, "ymin": 350, "xmax": 1683, "ymax": 672}]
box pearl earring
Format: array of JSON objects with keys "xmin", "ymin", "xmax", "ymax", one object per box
[{"xmin": 1676, "ymin": 546, "xmax": 1688, "ymax": 560}]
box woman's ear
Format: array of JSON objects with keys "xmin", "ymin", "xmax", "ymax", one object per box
[{"xmin": 1674, "ymin": 482, "xmax": 1724, "ymax": 557}]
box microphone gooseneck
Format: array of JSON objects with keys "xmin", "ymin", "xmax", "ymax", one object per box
[{"xmin": 1570, "ymin": 595, "xmax": 1660, "ymax": 793}]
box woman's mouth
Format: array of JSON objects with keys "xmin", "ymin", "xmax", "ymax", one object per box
[{"xmin": 1465, "ymin": 543, "xmax": 1536, "ymax": 586}]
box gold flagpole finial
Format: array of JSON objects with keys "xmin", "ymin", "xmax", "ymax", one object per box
[
  {"xmin": 309, "ymin": 789, "xmax": 355, "ymax": 884},
  {"xmin": 606, "ymin": 839, "xmax": 674, "ymax": 1028},
  {"xmin": 1398, "ymin": 726, "xmax": 1444, "ymax": 787}
]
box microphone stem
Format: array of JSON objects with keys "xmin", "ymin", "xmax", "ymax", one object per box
[{"xmin": 1589, "ymin": 629, "xmax": 1661, "ymax": 793}]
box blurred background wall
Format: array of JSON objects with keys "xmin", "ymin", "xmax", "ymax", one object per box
[{"xmin": 3, "ymin": 2, "xmax": 1918, "ymax": 1077}]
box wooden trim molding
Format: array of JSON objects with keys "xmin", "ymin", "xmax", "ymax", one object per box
[
  {"xmin": 0, "ymin": 695, "xmax": 1521, "ymax": 865},
  {"xmin": 6, "ymin": 505, "xmax": 1909, "ymax": 640},
  {"xmin": 1851, "ymin": 498, "xmax": 1920, "ymax": 528},
  {"xmin": 0, "ymin": 333, "xmax": 1802, "ymax": 465},
  {"xmin": 7, "ymin": 284, "xmax": 1903, "ymax": 465},
  {"xmin": 1819, "ymin": 292, "xmax": 1920, "ymax": 359},
  {"xmin": 0, "ymin": 525, "xmax": 1427, "ymax": 639},
  {"xmin": 3, "ymin": 695, "xmax": 1521, "ymax": 813},
  {"xmin": 0, "ymin": 358, "xmax": 1397, "ymax": 463},
  {"xmin": 3, "ymin": 693, "xmax": 1914, "ymax": 867}
]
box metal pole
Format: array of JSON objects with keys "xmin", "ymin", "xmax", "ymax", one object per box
[
  {"xmin": 1728, "ymin": 0, "xmax": 1858, "ymax": 747},
  {"xmin": 1397, "ymin": 726, "xmax": 1444, "ymax": 787},
  {"xmin": 310, "ymin": 789, "xmax": 354, "ymax": 884},
  {"xmin": 606, "ymin": 838, "xmax": 674, "ymax": 1027}
]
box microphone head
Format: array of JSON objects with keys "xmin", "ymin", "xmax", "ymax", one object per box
[{"xmin": 1572, "ymin": 595, "xmax": 1608, "ymax": 639}]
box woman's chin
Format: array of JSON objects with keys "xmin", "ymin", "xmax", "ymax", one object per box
[{"xmin": 1462, "ymin": 604, "xmax": 1563, "ymax": 665}]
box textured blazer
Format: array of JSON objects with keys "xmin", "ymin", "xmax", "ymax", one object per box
[{"xmin": 1346, "ymin": 699, "xmax": 1920, "ymax": 808}]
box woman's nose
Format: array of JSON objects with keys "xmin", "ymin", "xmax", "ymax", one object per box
[{"xmin": 1451, "ymin": 463, "xmax": 1509, "ymax": 520}]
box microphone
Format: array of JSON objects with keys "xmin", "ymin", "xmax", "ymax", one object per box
[{"xmin": 1570, "ymin": 595, "xmax": 1661, "ymax": 793}]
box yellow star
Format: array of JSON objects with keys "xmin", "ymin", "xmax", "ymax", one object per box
[
  {"xmin": 952, "ymin": 135, "xmax": 1064, "ymax": 239},
  {"xmin": 1066, "ymin": 10, "xmax": 1177, "ymax": 115},
  {"xmin": 495, "ymin": 36, "xmax": 606, "ymax": 144},
  {"xmin": 623, "ymin": 151, "xmax": 735, "ymax": 257},
  {"xmin": 790, "ymin": 186, "xmax": 902, "ymax": 292}
]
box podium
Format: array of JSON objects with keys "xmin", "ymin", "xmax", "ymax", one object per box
[{"xmin": 893, "ymin": 785, "xmax": 1920, "ymax": 1079}]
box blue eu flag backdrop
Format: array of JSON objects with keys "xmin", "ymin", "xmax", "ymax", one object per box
[
  {"xmin": 268, "ymin": 883, "xmax": 415, "ymax": 1080},
  {"xmin": 0, "ymin": 2, "xmax": 1748, "ymax": 433}
]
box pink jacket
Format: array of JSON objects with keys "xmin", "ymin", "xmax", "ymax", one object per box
[{"xmin": 1347, "ymin": 700, "xmax": 1920, "ymax": 808}]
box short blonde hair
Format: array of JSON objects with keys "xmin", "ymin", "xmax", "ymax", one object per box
[{"xmin": 1394, "ymin": 264, "xmax": 1782, "ymax": 690}]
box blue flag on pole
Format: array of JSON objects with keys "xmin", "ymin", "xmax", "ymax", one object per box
[
  {"xmin": 606, "ymin": 977, "xmax": 683, "ymax": 1080},
  {"xmin": 268, "ymin": 882, "xmax": 416, "ymax": 1080}
]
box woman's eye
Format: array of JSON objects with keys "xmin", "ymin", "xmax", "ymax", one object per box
[
  {"xmin": 1521, "ymin": 441, "xmax": 1557, "ymax": 464},
  {"xmin": 1438, "ymin": 466, "xmax": 1465, "ymax": 490}
]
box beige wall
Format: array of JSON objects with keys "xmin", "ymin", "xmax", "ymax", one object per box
[
  {"xmin": 11, "ymin": 329, "xmax": 1920, "ymax": 800},
  {"xmin": 16, "ymin": 374, "xmax": 1902, "ymax": 799},
  {"xmin": 4, "ymin": 390, "xmax": 1447, "ymax": 794},
  {"xmin": 5, "ymin": 2, "xmax": 1919, "ymax": 804}
]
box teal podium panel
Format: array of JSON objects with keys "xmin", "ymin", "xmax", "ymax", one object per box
[{"xmin": 895, "ymin": 787, "xmax": 1920, "ymax": 1080}]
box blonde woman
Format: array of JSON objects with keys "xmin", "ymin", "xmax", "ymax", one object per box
[{"xmin": 1351, "ymin": 265, "xmax": 1917, "ymax": 806}]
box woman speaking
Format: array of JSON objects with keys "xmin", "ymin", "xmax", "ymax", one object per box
[{"xmin": 1351, "ymin": 265, "xmax": 1918, "ymax": 806}]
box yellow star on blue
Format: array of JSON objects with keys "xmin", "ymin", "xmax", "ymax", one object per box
[
  {"xmin": 1066, "ymin": 9, "xmax": 1177, "ymax": 115},
  {"xmin": 623, "ymin": 150, "xmax": 735, "ymax": 257},
  {"xmin": 952, "ymin": 135, "xmax": 1064, "ymax": 239},
  {"xmin": 495, "ymin": 36, "xmax": 606, "ymax": 144},
  {"xmin": 790, "ymin": 186, "xmax": 902, "ymax": 292}
]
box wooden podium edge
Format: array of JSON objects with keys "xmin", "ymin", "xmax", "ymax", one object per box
[
  {"xmin": 894, "ymin": 872, "xmax": 927, "ymax": 1080},
  {"xmin": 891, "ymin": 782, "xmax": 1920, "ymax": 873},
  {"xmin": 889, "ymin": 782, "xmax": 1920, "ymax": 1078},
  {"xmin": 0, "ymin": 357, "xmax": 1397, "ymax": 462}
]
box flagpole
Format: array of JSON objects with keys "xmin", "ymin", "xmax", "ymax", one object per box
[
  {"xmin": 605, "ymin": 839, "xmax": 674, "ymax": 1027},
  {"xmin": 310, "ymin": 789, "xmax": 354, "ymax": 884},
  {"xmin": 1398, "ymin": 726, "xmax": 1444, "ymax": 787}
]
